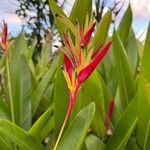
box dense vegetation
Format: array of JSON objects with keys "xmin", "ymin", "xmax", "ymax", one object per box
[{"xmin": 0, "ymin": 0, "xmax": 150, "ymax": 149}]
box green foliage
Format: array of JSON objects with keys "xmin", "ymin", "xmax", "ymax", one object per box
[
  {"xmin": 136, "ymin": 77, "xmax": 150, "ymax": 148},
  {"xmin": 57, "ymin": 102, "xmax": 95, "ymax": 150},
  {"xmin": 29, "ymin": 103, "xmax": 54, "ymax": 141},
  {"xmin": 0, "ymin": 0, "xmax": 150, "ymax": 149},
  {"xmin": 48, "ymin": 0, "xmax": 66, "ymax": 37},
  {"xmin": 54, "ymin": 61, "xmax": 69, "ymax": 137},
  {"xmin": 0, "ymin": 119, "xmax": 45, "ymax": 150},
  {"xmin": 31, "ymin": 55, "xmax": 59, "ymax": 116},
  {"xmin": 81, "ymin": 72, "xmax": 105, "ymax": 137},
  {"xmin": 106, "ymin": 96, "xmax": 138, "ymax": 150},
  {"xmin": 112, "ymin": 31, "xmax": 136, "ymax": 110},
  {"xmin": 0, "ymin": 136, "xmax": 11, "ymax": 150},
  {"xmin": 141, "ymin": 23, "xmax": 150, "ymax": 83},
  {"xmin": 91, "ymin": 11, "xmax": 112, "ymax": 49},
  {"xmin": 85, "ymin": 134, "xmax": 105, "ymax": 150},
  {"xmin": 118, "ymin": 5, "xmax": 132, "ymax": 46},
  {"xmin": 69, "ymin": 0, "xmax": 92, "ymax": 24}
]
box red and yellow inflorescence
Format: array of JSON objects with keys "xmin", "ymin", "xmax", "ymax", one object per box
[
  {"xmin": 54, "ymin": 15, "xmax": 112, "ymax": 148},
  {"xmin": 59, "ymin": 15, "xmax": 112, "ymax": 110}
]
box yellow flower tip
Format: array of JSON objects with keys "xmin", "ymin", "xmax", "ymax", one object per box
[{"xmin": 62, "ymin": 68, "xmax": 77, "ymax": 95}]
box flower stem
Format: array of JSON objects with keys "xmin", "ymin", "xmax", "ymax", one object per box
[
  {"xmin": 54, "ymin": 99, "xmax": 74, "ymax": 150},
  {"xmin": 6, "ymin": 58, "xmax": 15, "ymax": 123},
  {"xmin": 54, "ymin": 83, "xmax": 80, "ymax": 150}
]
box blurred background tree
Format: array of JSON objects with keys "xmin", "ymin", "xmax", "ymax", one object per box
[
  {"xmin": 94, "ymin": 0, "xmax": 124, "ymax": 23},
  {"xmin": 15, "ymin": 0, "xmax": 67, "ymax": 61}
]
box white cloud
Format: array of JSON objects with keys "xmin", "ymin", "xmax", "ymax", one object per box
[
  {"xmin": 121, "ymin": 0, "xmax": 150, "ymax": 18},
  {"xmin": 0, "ymin": 0, "xmax": 22, "ymax": 25},
  {"xmin": 0, "ymin": 14, "xmax": 22, "ymax": 25}
]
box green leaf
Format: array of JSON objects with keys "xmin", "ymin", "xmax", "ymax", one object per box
[
  {"xmin": 55, "ymin": 14, "xmax": 76, "ymax": 35},
  {"xmin": 57, "ymin": 102, "xmax": 95, "ymax": 150},
  {"xmin": 0, "ymin": 119, "xmax": 45, "ymax": 150},
  {"xmin": 118, "ymin": 5, "xmax": 132, "ymax": 46},
  {"xmin": 11, "ymin": 55, "xmax": 31, "ymax": 130},
  {"xmin": 81, "ymin": 71, "xmax": 105, "ymax": 137},
  {"xmin": 126, "ymin": 137, "xmax": 140, "ymax": 150},
  {"xmin": 26, "ymin": 38, "xmax": 37, "ymax": 60},
  {"xmin": 69, "ymin": 0, "xmax": 92, "ymax": 24},
  {"xmin": 10, "ymin": 34, "xmax": 28, "ymax": 64},
  {"xmin": 29, "ymin": 104, "xmax": 54, "ymax": 141},
  {"xmin": 0, "ymin": 97, "xmax": 10, "ymax": 119},
  {"xmin": 136, "ymin": 77, "xmax": 150, "ymax": 148},
  {"xmin": 126, "ymin": 29, "xmax": 138, "ymax": 73},
  {"xmin": 106, "ymin": 97, "xmax": 138, "ymax": 150},
  {"xmin": 112, "ymin": 31, "xmax": 136, "ymax": 110},
  {"xmin": 98, "ymin": 47, "xmax": 118, "ymax": 97},
  {"xmin": 48, "ymin": 0, "xmax": 66, "ymax": 37},
  {"xmin": 98, "ymin": 75, "xmax": 121, "ymax": 126},
  {"xmin": 91, "ymin": 11, "xmax": 112, "ymax": 49},
  {"xmin": 0, "ymin": 136, "xmax": 11, "ymax": 150},
  {"xmin": 144, "ymin": 120, "xmax": 150, "ymax": 150},
  {"xmin": 141, "ymin": 23, "xmax": 150, "ymax": 83},
  {"xmin": 31, "ymin": 56, "xmax": 59, "ymax": 116},
  {"xmin": 137, "ymin": 39, "xmax": 144, "ymax": 58},
  {"xmin": 37, "ymin": 43, "xmax": 51, "ymax": 72},
  {"xmin": 54, "ymin": 63, "xmax": 69, "ymax": 137},
  {"xmin": 85, "ymin": 134, "xmax": 105, "ymax": 150}
]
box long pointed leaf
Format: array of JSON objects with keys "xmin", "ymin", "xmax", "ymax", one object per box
[
  {"xmin": 31, "ymin": 56, "xmax": 59, "ymax": 116},
  {"xmin": 57, "ymin": 102, "xmax": 95, "ymax": 150},
  {"xmin": 112, "ymin": 31, "xmax": 136, "ymax": 110},
  {"xmin": 10, "ymin": 55, "xmax": 31, "ymax": 130},
  {"xmin": 48, "ymin": 0, "xmax": 66, "ymax": 37},
  {"xmin": 54, "ymin": 63, "xmax": 68, "ymax": 137},
  {"xmin": 106, "ymin": 96, "xmax": 138, "ymax": 150},
  {"xmin": 137, "ymin": 77, "xmax": 150, "ymax": 148},
  {"xmin": 91, "ymin": 11, "xmax": 112, "ymax": 49},
  {"xmin": 0, "ymin": 136, "xmax": 11, "ymax": 150},
  {"xmin": 141, "ymin": 23, "xmax": 150, "ymax": 83},
  {"xmin": 29, "ymin": 104, "xmax": 54, "ymax": 141},
  {"xmin": 0, "ymin": 119, "xmax": 45, "ymax": 150},
  {"xmin": 69, "ymin": 0, "xmax": 92, "ymax": 24},
  {"xmin": 118, "ymin": 5, "xmax": 132, "ymax": 46}
]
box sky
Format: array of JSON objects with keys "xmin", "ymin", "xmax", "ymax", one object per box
[
  {"xmin": 0, "ymin": 0, "xmax": 149, "ymax": 40},
  {"xmin": 121, "ymin": 0, "xmax": 150, "ymax": 41}
]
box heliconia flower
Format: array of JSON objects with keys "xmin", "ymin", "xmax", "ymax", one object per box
[
  {"xmin": 0, "ymin": 21, "xmax": 8, "ymax": 57},
  {"xmin": 62, "ymin": 40, "xmax": 112, "ymax": 127},
  {"xmin": 105, "ymin": 99, "xmax": 115, "ymax": 130},
  {"xmin": 55, "ymin": 15, "xmax": 112, "ymax": 149},
  {"xmin": 62, "ymin": 23, "xmax": 112, "ymax": 114}
]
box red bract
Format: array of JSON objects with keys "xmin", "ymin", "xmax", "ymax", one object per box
[
  {"xmin": 64, "ymin": 54, "xmax": 73, "ymax": 80},
  {"xmin": 105, "ymin": 99, "xmax": 115, "ymax": 130},
  {"xmin": 2, "ymin": 22, "xmax": 8, "ymax": 44},
  {"xmin": 81, "ymin": 22, "xmax": 96, "ymax": 48},
  {"xmin": 78, "ymin": 41, "xmax": 112, "ymax": 83},
  {"xmin": 0, "ymin": 21, "xmax": 8, "ymax": 57}
]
